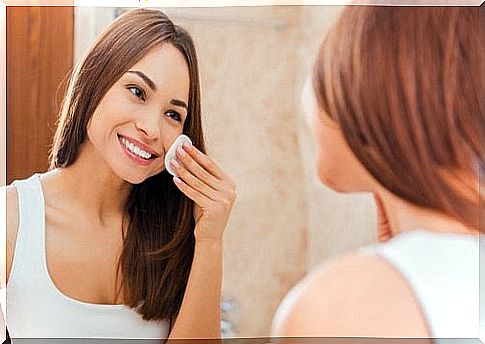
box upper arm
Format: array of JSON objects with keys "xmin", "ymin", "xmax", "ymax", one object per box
[
  {"xmin": 3, "ymin": 185, "xmax": 19, "ymax": 287},
  {"xmin": 272, "ymin": 254, "xmax": 431, "ymax": 338}
]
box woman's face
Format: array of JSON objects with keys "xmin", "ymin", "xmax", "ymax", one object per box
[{"xmin": 86, "ymin": 43, "xmax": 190, "ymax": 184}]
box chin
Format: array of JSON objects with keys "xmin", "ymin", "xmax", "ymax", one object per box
[
  {"xmin": 124, "ymin": 175, "xmax": 147, "ymax": 185},
  {"xmin": 116, "ymin": 167, "xmax": 157, "ymax": 185}
]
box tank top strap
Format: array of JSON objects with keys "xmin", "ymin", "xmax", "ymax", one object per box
[{"xmin": 9, "ymin": 174, "xmax": 46, "ymax": 281}]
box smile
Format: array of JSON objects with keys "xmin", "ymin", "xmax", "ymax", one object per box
[
  {"xmin": 117, "ymin": 134, "xmax": 160, "ymax": 166},
  {"xmin": 120, "ymin": 136, "xmax": 153, "ymax": 159}
]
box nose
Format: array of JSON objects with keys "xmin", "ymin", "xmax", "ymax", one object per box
[{"xmin": 135, "ymin": 110, "xmax": 160, "ymax": 141}]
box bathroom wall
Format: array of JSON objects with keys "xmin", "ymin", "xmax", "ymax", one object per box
[
  {"xmin": 74, "ymin": 5, "xmax": 378, "ymax": 336},
  {"xmin": 175, "ymin": 6, "xmax": 378, "ymax": 335},
  {"xmin": 292, "ymin": 6, "xmax": 377, "ymax": 271}
]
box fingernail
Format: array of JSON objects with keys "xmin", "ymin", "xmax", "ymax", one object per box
[
  {"xmin": 170, "ymin": 159, "xmax": 180, "ymax": 169},
  {"xmin": 173, "ymin": 176, "xmax": 182, "ymax": 184},
  {"xmin": 177, "ymin": 146, "xmax": 186, "ymax": 157},
  {"xmin": 182, "ymin": 142, "xmax": 192, "ymax": 151}
]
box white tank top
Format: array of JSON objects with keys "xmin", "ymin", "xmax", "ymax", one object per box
[
  {"xmin": 360, "ymin": 229, "xmax": 481, "ymax": 340},
  {"xmin": 5, "ymin": 174, "xmax": 170, "ymax": 339}
]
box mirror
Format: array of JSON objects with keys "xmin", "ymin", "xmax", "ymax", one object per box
[
  {"xmin": 8, "ymin": 5, "xmax": 379, "ymax": 338},
  {"xmin": 76, "ymin": 6, "xmax": 378, "ymax": 336}
]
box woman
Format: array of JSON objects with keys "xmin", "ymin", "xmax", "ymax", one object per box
[
  {"xmin": 4, "ymin": 8, "xmax": 236, "ymax": 339},
  {"xmin": 273, "ymin": 6, "xmax": 481, "ymax": 339}
]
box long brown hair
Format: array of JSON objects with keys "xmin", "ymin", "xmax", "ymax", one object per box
[
  {"xmin": 314, "ymin": 7, "xmax": 483, "ymax": 232},
  {"xmin": 50, "ymin": 9, "xmax": 205, "ymax": 321}
]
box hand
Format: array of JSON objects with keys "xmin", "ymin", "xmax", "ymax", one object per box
[
  {"xmin": 170, "ymin": 143, "xmax": 236, "ymax": 243},
  {"xmin": 373, "ymin": 193, "xmax": 393, "ymax": 243}
]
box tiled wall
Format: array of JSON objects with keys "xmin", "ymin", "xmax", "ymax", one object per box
[{"xmin": 75, "ymin": 6, "xmax": 377, "ymax": 336}]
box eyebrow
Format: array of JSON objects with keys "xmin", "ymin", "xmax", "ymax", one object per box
[
  {"xmin": 126, "ymin": 70, "xmax": 157, "ymax": 91},
  {"xmin": 171, "ymin": 99, "xmax": 187, "ymax": 109},
  {"xmin": 127, "ymin": 70, "xmax": 188, "ymax": 110}
]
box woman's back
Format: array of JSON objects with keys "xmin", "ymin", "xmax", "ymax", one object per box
[
  {"xmin": 363, "ymin": 230, "xmax": 479, "ymax": 338},
  {"xmin": 273, "ymin": 229, "xmax": 479, "ymax": 340},
  {"xmin": 273, "ymin": 5, "xmax": 481, "ymax": 340}
]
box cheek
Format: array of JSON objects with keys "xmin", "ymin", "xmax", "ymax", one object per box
[
  {"xmin": 86, "ymin": 107, "xmax": 112, "ymax": 147},
  {"xmin": 313, "ymin": 116, "xmax": 372, "ymax": 193},
  {"xmin": 159, "ymin": 124, "xmax": 185, "ymax": 168},
  {"xmin": 163, "ymin": 123, "xmax": 184, "ymax": 147},
  {"xmin": 314, "ymin": 123, "xmax": 347, "ymax": 191},
  {"xmin": 86, "ymin": 112, "xmax": 101, "ymax": 145},
  {"xmin": 87, "ymin": 96, "xmax": 127, "ymax": 143}
]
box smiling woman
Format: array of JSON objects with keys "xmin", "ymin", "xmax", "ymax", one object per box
[
  {"xmin": 3, "ymin": 8, "xmax": 236, "ymax": 340},
  {"xmin": 85, "ymin": 44, "xmax": 190, "ymax": 184}
]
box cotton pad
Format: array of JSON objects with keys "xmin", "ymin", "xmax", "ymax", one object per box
[{"xmin": 165, "ymin": 134, "xmax": 193, "ymax": 177}]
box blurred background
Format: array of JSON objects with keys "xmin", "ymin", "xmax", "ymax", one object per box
[{"xmin": 6, "ymin": 6, "xmax": 377, "ymax": 336}]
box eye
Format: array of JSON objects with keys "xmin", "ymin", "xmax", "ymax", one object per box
[
  {"xmin": 127, "ymin": 86, "xmax": 146, "ymax": 101},
  {"xmin": 165, "ymin": 110, "xmax": 182, "ymax": 122}
]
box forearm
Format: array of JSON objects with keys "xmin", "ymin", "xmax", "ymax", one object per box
[{"xmin": 168, "ymin": 238, "xmax": 223, "ymax": 339}]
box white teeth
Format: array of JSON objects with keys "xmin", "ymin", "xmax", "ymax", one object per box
[{"xmin": 120, "ymin": 137, "xmax": 153, "ymax": 160}]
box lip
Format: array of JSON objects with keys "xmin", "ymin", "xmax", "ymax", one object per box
[
  {"xmin": 117, "ymin": 134, "xmax": 162, "ymax": 167},
  {"xmin": 118, "ymin": 134, "xmax": 161, "ymax": 156}
]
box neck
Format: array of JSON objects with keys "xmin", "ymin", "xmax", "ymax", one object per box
[
  {"xmin": 377, "ymin": 188, "xmax": 477, "ymax": 238},
  {"xmin": 49, "ymin": 141, "xmax": 132, "ymax": 228}
]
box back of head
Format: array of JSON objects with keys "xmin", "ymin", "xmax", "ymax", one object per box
[{"xmin": 313, "ymin": 6, "xmax": 483, "ymax": 232}]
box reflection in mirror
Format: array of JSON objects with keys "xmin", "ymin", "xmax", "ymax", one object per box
[
  {"xmin": 75, "ymin": 6, "xmax": 377, "ymax": 336},
  {"xmin": 72, "ymin": 6, "xmax": 378, "ymax": 337}
]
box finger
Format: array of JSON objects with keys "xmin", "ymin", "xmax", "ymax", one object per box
[
  {"xmin": 170, "ymin": 159, "xmax": 220, "ymax": 202},
  {"xmin": 175, "ymin": 146, "xmax": 222, "ymax": 190},
  {"xmin": 181, "ymin": 143, "xmax": 227, "ymax": 181},
  {"xmin": 173, "ymin": 175, "xmax": 215, "ymax": 207}
]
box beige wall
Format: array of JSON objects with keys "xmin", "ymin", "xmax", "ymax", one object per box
[
  {"xmin": 74, "ymin": 6, "xmax": 378, "ymax": 337},
  {"xmin": 185, "ymin": 8, "xmax": 308, "ymax": 336},
  {"xmin": 172, "ymin": 6, "xmax": 377, "ymax": 335},
  {"xmin": 293, "ymin": 6, "xmax": 377, "ymax": 270}
]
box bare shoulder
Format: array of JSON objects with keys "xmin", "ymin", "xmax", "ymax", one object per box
[
  {"xmin": 5, "ymin": 185, "xmax": 19, "ymax": 285},
  {"xmin": 272, "ymin": 252, "xmax": 430, "ymax": 337}
]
